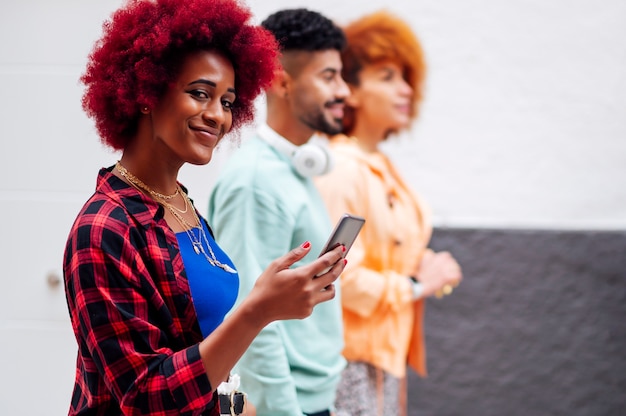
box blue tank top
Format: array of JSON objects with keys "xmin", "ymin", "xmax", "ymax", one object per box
[{"xmin": 176, "ymin": 220, "xmax": 239, "ymax": 337}]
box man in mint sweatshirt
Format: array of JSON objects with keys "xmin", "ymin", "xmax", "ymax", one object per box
[{"xmin": 208, "ymin": 8, "xmax": 350, "ymax": 416}]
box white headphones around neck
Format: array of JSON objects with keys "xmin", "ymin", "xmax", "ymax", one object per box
[{"xmin": 257, "ymin": 124, "xmax": 334, "ymax": 177}]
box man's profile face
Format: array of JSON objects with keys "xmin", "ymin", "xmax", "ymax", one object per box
[{"xmin": 285, "ymin": 50, "xmax": 350, "ymax": 135}]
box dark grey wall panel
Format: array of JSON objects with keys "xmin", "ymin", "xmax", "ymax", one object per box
[{"xmin": 407, "ymin": 228, "xmax": 626, "ymax": 416}]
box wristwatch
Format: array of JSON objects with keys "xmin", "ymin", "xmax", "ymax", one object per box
[
  {"xmin": 219, "ymin": 391, "xmax": 246, "ymax": 415},
  {"xmin": 408, "ymin": 276, "xmax": 424, "ymax": 300}
]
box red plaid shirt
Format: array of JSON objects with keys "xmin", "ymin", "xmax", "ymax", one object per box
[{"xmin": 63, "ymin": 167, "xmax": 219, "ymax": 416}]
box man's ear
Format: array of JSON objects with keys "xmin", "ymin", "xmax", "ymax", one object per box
[{"xmin": 268, "ymin": 68, "xmax": 291, "ymax": 99}]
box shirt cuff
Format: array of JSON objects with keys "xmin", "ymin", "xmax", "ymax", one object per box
[{"xmin": 409, "ymin": 276, "xmax": 424, "ymax": 300}]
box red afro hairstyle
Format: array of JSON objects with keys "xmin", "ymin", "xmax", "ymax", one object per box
[
  {"xmin": 81, "ymin": 0, "xmax": 279, "ymax": 150},
  {"xmin": 340, "ymin": 10, "xmax": 427, "ymax": 134}
]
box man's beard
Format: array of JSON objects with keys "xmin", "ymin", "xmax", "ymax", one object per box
[{"xmin": 300, "ymin": 105, "xmax": 343, "ymax": 135}]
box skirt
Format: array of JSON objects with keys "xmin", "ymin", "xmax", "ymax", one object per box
[{"xmin": 335, "ymin": 361, "xmax": 406, "ymax": 416}]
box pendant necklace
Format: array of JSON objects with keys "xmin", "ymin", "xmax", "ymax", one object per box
[
  {"xmin": 116, "ymin": 161, "xmax": 236, "ymax": 274},
  {"xmin": 165, "ymin": 195, "xmax": 236, "ymax": 274},
  {"xmin": 188, "ymin": 225, "xmax": 237, "ymax": 274}
]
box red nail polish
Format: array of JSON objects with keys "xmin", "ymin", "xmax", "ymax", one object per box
[
  {"xmin": 301, "ymin": 241, "xmax": 311, "ymax": 249},
  {"xmin": 342, "ymin": 245, "xmax": 346, "ymax": 252},
  {"xmin": 344, "ymin": 259, "xmax": 348, "ymax": 265}
]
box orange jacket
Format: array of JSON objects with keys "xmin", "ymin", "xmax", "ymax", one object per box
[{"xmin": 315, "ymin": 135, "xmax": 432, "ymax": 377}]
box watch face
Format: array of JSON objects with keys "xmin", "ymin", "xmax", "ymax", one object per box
[{"xmin": 219, "ymin": 392, "xmax": 246, "ymax": 415}]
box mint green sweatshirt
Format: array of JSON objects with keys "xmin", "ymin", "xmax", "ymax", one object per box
[{"xmin": 208, "ymin": 133, "xmax": 345, "ymax": 416}]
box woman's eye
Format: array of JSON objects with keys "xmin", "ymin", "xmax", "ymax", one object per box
[
  {"xmin": 190, "ymin": 89, "xmax": 208, "ymax": 99},
  {"xmin": 222, "ymin": 100, "xmax": 234, "ymax": 109},
  {"xmin": 381, "ymin": 70, "xmax": 394, "ymax": 81}
]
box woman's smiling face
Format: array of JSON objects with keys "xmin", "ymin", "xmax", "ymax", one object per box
[
  {"xmin": 149, "ymin": 49, "xmax": 236, "ymax": 166},
  {"xmin": 350, "ymin": 60, "xmax": 414, "ymax": 136}
]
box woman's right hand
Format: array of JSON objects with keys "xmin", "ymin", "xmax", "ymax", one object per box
[
  {"xmin": 247, "ymin": 242, "xmax": 346, "ymax": 324},
  {"xmin": 414, "ymin": 249, "xmax": 462, "ymax": 298},
  {"xmin": 198, "ymin": 243, "xmax": 345, "ymax": 391}
]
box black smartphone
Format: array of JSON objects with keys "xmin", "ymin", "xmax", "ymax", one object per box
[{"xmin": 316, "ymin": 213, "xmax": 365, "ymax": 275}]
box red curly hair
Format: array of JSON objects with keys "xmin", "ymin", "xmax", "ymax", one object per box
[
  {"xmin": 81, "ymin": 0, "xmax": 279, "ymax": 150},
  {"xmin": 340, "ymin": 10, "xmax": 426, "ymax": 135}
]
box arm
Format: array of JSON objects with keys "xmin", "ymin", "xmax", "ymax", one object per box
[
  {"xmin": 335, "ymin": 236, "xmax": 414, "ymax": 317},
  {"xmin": 65, "ymin": 208, "xmax": 214, "ymax": 415},
  {"xmin": 66, "ymin": 202, "xmax": 344, "ymax": 415},
  {"xmin": 208, "ymin": 184, "xmax": 314, "ymax": 414},
  {"xmin": 198, "ymin": 240, "xmax": 343, "ymax": 399},
  {"xmin": 316, "ymin": 159, "xmax": 415, "ymax": 317}
]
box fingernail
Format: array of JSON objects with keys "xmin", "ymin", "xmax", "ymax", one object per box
[
  {"xmin": 301, "ymin": 241, "xmax": 311, "ymax": 249},
  {"xmin": 342, "ymin": 245, "xmax": 346, "ymax": 252},
  {"xmin": 344, "ymin": 259, "xmax": 348, "ymax": 265}
]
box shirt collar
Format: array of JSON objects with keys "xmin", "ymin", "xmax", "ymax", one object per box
[
  {"xmin": 331, "ymin": 134, "xmax": 390, "ymax": 174},
  {"xmin": 256, "ymin": 123, "xmax": 301, "ymax": 159},
  {"xmin": 95, "ymin": 166, "xmax": 174, "ymax": 229}
]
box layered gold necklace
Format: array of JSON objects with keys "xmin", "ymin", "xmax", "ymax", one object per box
[{"xmin": 116, "ymin": 161, "xmax": 236, "ymax": 273}]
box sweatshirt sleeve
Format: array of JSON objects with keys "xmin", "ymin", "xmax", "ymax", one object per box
[
  {"xmin": 315, "ymin": 153, "xmax": 414, "ymax": 318},
  {"xmin": 208, "ymin": 180, "xmax": 305, "ymax": 415}
]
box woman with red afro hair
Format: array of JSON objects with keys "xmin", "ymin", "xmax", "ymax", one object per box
[
  {"xmin": 63, "ymin": 1, "xmax": 346, "ymax": 415},
  {"xmin": 315, "ymin": 11, "xmax": 463, "ymax": 416}
]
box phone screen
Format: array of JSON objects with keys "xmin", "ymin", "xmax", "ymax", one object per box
[{"xmin": 316, "ymin": 214, "xmax": 365, "ymax": 276}]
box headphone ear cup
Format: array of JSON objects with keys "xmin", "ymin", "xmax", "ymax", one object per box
[{"xmin": 292, "ymin": 143, "xmax": 331, "ymax": 177}]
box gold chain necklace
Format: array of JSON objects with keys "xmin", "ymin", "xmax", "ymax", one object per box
[
  {"xmin": 116, "ymin": 161, "xmax": 188, "ymax": 213},
  {"xmin": 154, "ymin": 188, "xmax": 189, "ymax": 214},
  {"xmin": 116, "ymin": 161, "xmax": 235, "ymax": 274},
  {"xmin": 116, "ymin": 161, "xmax": 180, "ymax": 200}
]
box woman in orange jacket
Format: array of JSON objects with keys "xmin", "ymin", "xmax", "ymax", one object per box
[{"xmin": 315, "ymin": 11, "xmax": 463, "ymax": 416}]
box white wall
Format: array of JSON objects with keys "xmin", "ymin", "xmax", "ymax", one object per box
[{"xmin": 0, "ymin": 0, "xmax": 624, "ymax": 414}]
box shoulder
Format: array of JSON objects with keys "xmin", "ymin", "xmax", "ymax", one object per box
[
  {"xmin": 319, "ymin": 144, "xmax": 367, "ymax": 187},
  {"xmin": 328, "ymin": 137, "xmax": 369, "ymax": 172},
  {"xmin": 67, "ymin": 191, "xmax": 135, "ymax": 252},
  {"xmin": 213, "ymin": 136, "xmax": 301, "ymax": 197},
  {"xmin": 68, "ymin": 168, "xmax": 162, "ymax": 250}
]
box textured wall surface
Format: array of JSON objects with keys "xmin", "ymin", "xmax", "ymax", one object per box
[{"xmin": 407, "ymin": 228, "xmax": 626, "ymax": 416}]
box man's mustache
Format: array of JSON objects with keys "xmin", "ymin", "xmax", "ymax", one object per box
[{"xmin": 324, "ymin": 99, "xmax": 345, "ymax": 108}]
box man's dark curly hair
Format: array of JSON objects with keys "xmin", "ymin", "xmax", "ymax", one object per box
[
  {"xmin": 81, "ymin": 0, "xmax": 279, "ymax": 150},
  {"xmin": 261, "ymin": 8, "xmax": 345, "ymax": 52}
]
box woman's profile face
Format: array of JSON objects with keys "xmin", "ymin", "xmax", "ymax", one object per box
[
  {"xmin": 149, "ymin": 49, "xmax": 236, "ymax": 166},
  {"xmin": 351, "ymin": 60, "xmax": 413, "ymax": 136}
]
